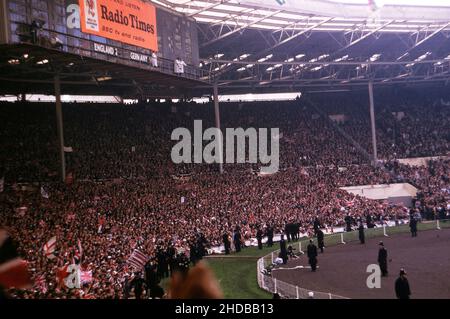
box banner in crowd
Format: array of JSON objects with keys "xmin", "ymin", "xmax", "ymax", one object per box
[
  {"xmin": 127, "ymin": 249, "xmax": 148, "ymax": 270},
  {"xmin": 79, "ymin": 0, "xmax": 158, "ymax": 51}
]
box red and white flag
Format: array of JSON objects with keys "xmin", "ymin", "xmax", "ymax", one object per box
[
  {"xmin": 345, "ymin": 199, "xmax": 355, "ymax": 207},
  {"xmin": 34, "ymin": 274, "xmax": 48, "ymax": 293},
  {"xmin": 43, "ymin": 236, "xmax": 57, "ymax": 259},
  {"xmin": 127, "ymin": 249, "xmax": 148, "ymax": 270}
]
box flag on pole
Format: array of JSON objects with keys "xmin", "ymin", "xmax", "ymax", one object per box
[
  {"xmin": 63, "ymin": 146, "xmax": 73, "ymax": 152},
  {"xmin": 43, "ymin": 236, "xmax": 57, "ymax": 259},
  {"xmin": 77, "ymin": 239, "xmax": 83, "ymax": 262},
  {"xmin": 0, "ymin": 229, "xmax": 32, "ymax": 289},
  {"xmin": 0, "ymin": 177, "xmax": 4, "ymax": 193},
  {"xmin": 40, "ymin": 186, "xmax": 49, "ymax": 199},
  {"xmin": 127, "ymin": 249, "xmax": 148, "ymax": 270}
]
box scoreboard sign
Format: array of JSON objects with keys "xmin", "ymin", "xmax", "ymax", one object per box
[{"xmin": 79, "ymin": 0, "xmax": 158, "ymax": 51}]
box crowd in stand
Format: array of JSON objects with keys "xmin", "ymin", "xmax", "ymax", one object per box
[{"xmin": 0, "ymin": 90, "xmax": 449, "ymax": 298}]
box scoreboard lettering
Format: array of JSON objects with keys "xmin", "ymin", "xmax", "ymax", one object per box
[{"xmin": 93, "ymin": 43, "xmax": 118, "ymax": 56}]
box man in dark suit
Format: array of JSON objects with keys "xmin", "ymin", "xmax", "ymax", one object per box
[
  {"xmin": 307, "ymin": 239, "xmax": 318, "ymax": 271},
  {"xmin": 316, "ymin": 229, "xmax": 325, "ymax": 253},
  {"xmin": 279, "ymin": 235, "xmax": 288, "ymax": 264},
  {"xmin": 378, "ymin": 241, "xmax": 388, "ymax": 276},
  {"xmin": 395, "ymin": 269, "xmax": 411, "ymax": 299}
]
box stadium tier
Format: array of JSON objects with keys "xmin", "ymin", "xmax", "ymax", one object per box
[{"xmin": 0, "ymin": 0, "xmax": 449, "ymax": 304}]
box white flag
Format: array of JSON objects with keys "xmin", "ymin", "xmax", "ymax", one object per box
[
  {"xmin": 64, "ymin": 146, "xmax": 73, "ymax": 152},
  {"xmin": 40, "ymin": 186, "xmax": 49, "ymax": 199}
]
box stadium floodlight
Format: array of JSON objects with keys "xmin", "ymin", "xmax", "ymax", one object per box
[
  {"xmin": 369, "ymin": 53, "xmax": 382, "ymax": 62},
  {"xmin": 246, "ymin": 64, "xmax": 254, "ymax": 68},
  {"xmin": 8, "ymin": 59, "xmax": 20, "ymax": 65},
  {"xmin": 96, "ymin": 76, "xmax": 113, "ymax": 81},
  {"xmin": 23, "ymin": 54, "xmax": 29, "ymax": 59},
  {"xmin": 237, "ymin": 67, "xmax": 246, "ymax": 72},
  {"xmin": 214, "ymin": 53, "xmax": 224, "ymax": 59},
  {"xmin": 36, "ymin": 59, "xmax": 49, "ymax": 65},
  {"xmin": 239, "ymin": 53, "xmax": 251, "ymax": 60}
]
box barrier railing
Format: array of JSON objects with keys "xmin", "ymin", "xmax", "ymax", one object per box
[{"xmin": 257, "ymin": 219, "xmax": 450, "ymax": 299}]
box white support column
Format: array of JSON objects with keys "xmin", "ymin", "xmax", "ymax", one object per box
[
  {"xmin": 213, "ymin": 83, "xmax": 223, "ymax": 174},
  {"xmin": 340, "ymin": 233, "xmax": 346, "ymax": 244},
  {"xmin": 296, "ymin": 286, "xmax": 300, "ymax": 299},
  {"xmin": 437, "ymin": 219, "xmax": 441, "ymax": 230},
  {"xmin": 54, "ymin": 74, "xmax": 66, "ymax": 182},
  {"xmin": 298, "ymin": 241, "xmax": 304, "ymax": 254},
  {"xmin": 383, "ymin": 224, "xmax": 389, "ymax": 237},
  {"xmin": 274, "ymin": 278, "xmax": 277, "ymax": 293},
  {"xmin": 368, "ymin": 81, "xmax": 378, "ymax": 164}
]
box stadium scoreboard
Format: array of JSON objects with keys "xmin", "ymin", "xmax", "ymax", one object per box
[{"xmin": 0, "ymin": 0, "xmax": 199, "ymax": 70}]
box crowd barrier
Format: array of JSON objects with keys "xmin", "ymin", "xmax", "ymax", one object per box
[{"xmin": 256, "ymin": 219, "xmax": 450, "ymax": 299}]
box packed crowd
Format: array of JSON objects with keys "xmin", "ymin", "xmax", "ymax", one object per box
[{"xmin": 0, "ymin": 91, "xmax": 449, "ymax": 298}]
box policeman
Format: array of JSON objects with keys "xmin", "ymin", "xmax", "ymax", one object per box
[
  {"xmin": 279, "ymin": 234, "xmax": 288, "ymax": 264},
  {"xmin": 223, "ymin": 232, "xmax": 231, "ymax": 255},
  {"xmin": 266, "ymin": 225, "xmax": 274, "ymax": 247},
  {"xmin": 409, "ymin": 214, "xmax": 418, "ymax": 237},
  {"xmin": 256, "ymin": 227, "xmax": 264, "ymax": 250},
  {"xmin": 358, "ymin": 221, "xmax": 365, "ymax": 244},
  {"xmin": 378, "ymin": 241, "xmax": 388, "ymax": 276},
  {"xmin": 395, "ymin": 269, "xmax": 411, "ymax": 299},
  {"xmin": 316, "ymin": 228, "xmax": 325, "ymax": 253},
  {"xmin": 307, "ymin": 239, "xmax": 318, "ymax": 272}
]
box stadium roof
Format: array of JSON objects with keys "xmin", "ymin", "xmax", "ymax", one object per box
[
  {"xmin": 153, "ymin": 0, "xmax": 450, "ymax": 33},
  {"xmin": 148, "ymin": 0, "xmax": 450, "ymax": 93}
]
